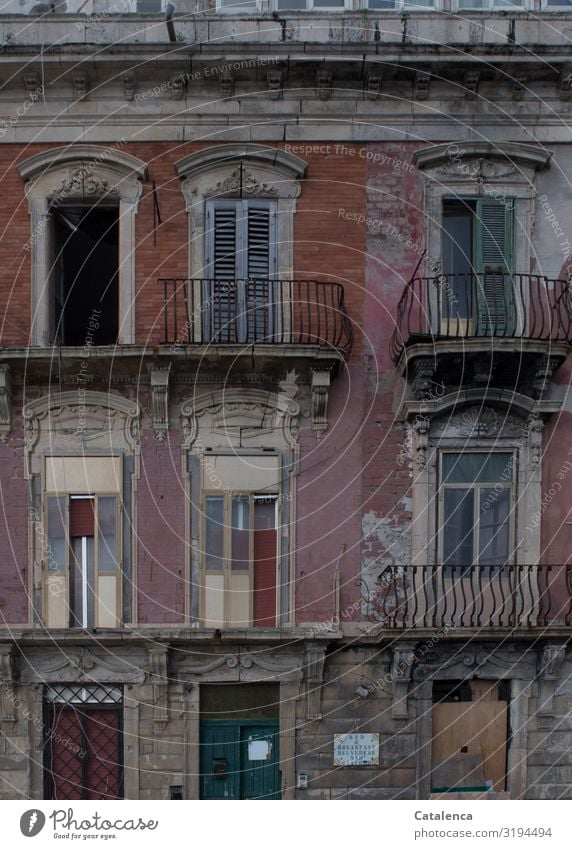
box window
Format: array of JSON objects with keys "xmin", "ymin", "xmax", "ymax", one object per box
[
  {"xmin": 440, "ymin": 452, "xmax": 514, "ymax": 567},
  {"xmin": 368, "ymin": 0, "xmax": 435, "ymax": 8},
  {"xmin": 457, "ymin": 0, "xmax": 524, "ymax": 7},
  {"xmin": 217, "ymin": 0, "xmax": 259, "ymax": 8},
  {"xmin": 203, "ymin": 492, "xmax": 279, "ymax": 628},
  {"xmin": 441, "ymin": 197, "xmax": 514, "ymax": 336},
  {"xmin": 52, "ymin": 205, "xmax": 119, "ymax": 345},
  {"xmin": 18, "ymin": 146, "xmax": 147, "ymax": 347},
  {"xmin": 44, "ymin": 456, "xmax": 122, "ymax": 629},
  {"xmin": 205, "ymin": 199, "xmax": 277, "ymax": 343},
  {"xmin": 277, "ymin": 0, "xmax": 346, "ymax": 8}
]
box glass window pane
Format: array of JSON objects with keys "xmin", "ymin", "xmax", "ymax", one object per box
[
  {"xmin": 206, "ymin": 496, "xmax": 224, "ymax": 571},
  {"xmin": 254, "ymin": 497, "xmax": 277, "ymax": 530},
  {"xmin": 232, "ymin": 495, "xmax": 250, "ymax": 571},
  {"xmin": 47, "ymin": 496, "xmax": 67, "ymax": 571},
  {"xmin": 98, "ymin": 496, "xmax": 117, "ymax": 574},
  {"xmin": 219, "ymin": 0, "xmax": 258, "ymax": 7},
  {"xmin": 277, "ymin": 0, "xmax": 307, "ymax": 7},
  {"xmin": 479, "ymin": 488, "xmax": 511, "ymax": 566},
  {"xmin": 368, "ymin": 0, "xmax": 396, "ymax": 6},
  {"xmin": 314, "ymin": 0, "xmax": 345, "ymax": 5},
  {"xmin": 443, "ymin": 452, "xmax": 513, "ymax": 484},
  {"xmin": 443, "ymin": 488, "xmax": 474, "ymax": 566}
]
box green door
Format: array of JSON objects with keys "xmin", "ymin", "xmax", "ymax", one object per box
[
  {"xmin": 200, "ymin": 720, "xmax": 281, "ymax": 800},
  {"xmin": 475, "ymin": 198, "xmax": 515, "ymax": 337}
]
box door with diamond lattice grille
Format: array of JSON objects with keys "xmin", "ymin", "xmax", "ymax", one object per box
[{"xmin": 44, "ymin": 687, "xmax": 123, "ymax": 800}]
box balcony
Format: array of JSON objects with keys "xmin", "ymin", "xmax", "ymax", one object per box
[
  {"xmin": 159, "ymin": 278, "xmax": 353, "ymax": 373},
  {"xmin": 390, "ymin": 273, "xmax": 572, "ymax": 397},
  {"xmin": 362, "ymin": 564, "xmax": 572, "ymax": 633}
]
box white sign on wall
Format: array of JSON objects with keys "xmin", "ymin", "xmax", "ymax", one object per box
[{"xmin": 333, "ymin": 733, "xmax": 379, "ymax": 766}]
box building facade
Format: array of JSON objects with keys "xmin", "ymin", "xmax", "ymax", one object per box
[{"xmin": 0, "ymin": 1, "xmax": 572, "ymax": 800}]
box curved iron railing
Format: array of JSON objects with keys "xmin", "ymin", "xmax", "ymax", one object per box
[
  {"xmin": 159, "ymin": 278, "xmax": 353, "ymax": 358},
  {"xmin": 361, "ymin": 564, "xmax": 572, "ymax": 629},
  {"xmin": 390, "ymin": 272, "xmax": 572, "ymax": 364}
]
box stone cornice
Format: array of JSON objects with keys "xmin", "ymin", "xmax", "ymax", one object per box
[{"xmin": 413, "ymin": 141, "xmax": 552, "ymax": 172}]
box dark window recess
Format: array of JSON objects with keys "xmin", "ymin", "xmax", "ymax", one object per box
[
  {"xmin": 52, "ymin": 206, "xmax": 119, "ymax": 345},
  {"xmin": 136, "ymin": 0, "xmax": 162, "ymax": 10},
  {"xmin": 432, "ymin": 680, "xmax": 472, "ymax": 703},
  {"xmin": 200, "ymin": 683, "xmax": 280, "ymax": 721}
]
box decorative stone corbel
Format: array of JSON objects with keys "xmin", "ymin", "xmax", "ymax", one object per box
[
  {"xmin": 559, "ymin": 66, "xmax": 572, "ymax": 101},
  {"xmin": 73, "ymin": 73, "xmax": 88, "ymax": 101},
  {"xmin": 414, "ymin": 72, "xmax": 430, "ymax": 101},
  {"xmin": 537, "ymin": 643, "xmax": 566, "ymax": 728},
  {"xmin": 463, "ymin": 70, "xmax": 480, "ymax": 99},
  {"xmin": 147, "ymin": 644, "xmax": 169, "ymax": 723},
  {"xmin": 366, "ymin": 73, "xmax": 382, "ymax": 100},
  {"xmin": 0, "ymin": 643, "xmax": 17, "ymax": 723},
  {"xmin": 305, "ymin": 644, "xmax": 326, "ymax": 720},
  {"xmin": 0, "ymin": 365, "xmax": 11, "ymax": 443},
  {"xmin": 220, "ymin": 71, "xmax": 234, "ymax": 99},
  {"xmin": 122, "ymin": 72, "xmax": 136, "ymax": 102},
  {"xmin": 390, "ymin": 645, "xmax": 416, "ymax": 720},
  {"xmin": 511, "ymin": 75, "xmax": 527, "ymax": 101},
  {"xmin": 316, "ymin": 69, "xmax": 332, "ymax": 101},
  {"xmin": 267, "ymin": 71, "xmax": 283, "ymax": 100},
  {"xmin": 410, "ymin": 356, "xmax": 435, "ymax": 400},
  {"xmin": 148, "ymin": 365, "xmax": 171, "ymax": 442},
  {"xmin": 311, "ymin": 369, "xmax": 331, "ymax": 438},
  {"xmin": 412, "ymin": 415, "xmax": 430, "ymax": 472},
  {"xmin": 170, "ymin": 75, "xmax": 186, "ymax": 101},
  {"xmin": 24, "ymin": 72, "xmax": 41, "ymax": 99},
  {"xmin": 533, "ymin": 357, "xmax": 560, "ymax": 398},
  {"xmin": 528, "ymin": 414, "xmax": 544, "ymax": 471}
]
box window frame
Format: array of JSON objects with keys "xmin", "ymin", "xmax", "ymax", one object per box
[
  {"xmin": 438, "ymin": 449, "xmax": 517, "ymax": 568},
  {"xmin": 201, "ymin": 489, "xmax": 279, "ymax": 628},
  {"xmin": 44, "ymin": 489, "xmax": 122, "ymax": 629},
  {"xmin": 18, "ymin": 146, "xmax": 147, "ymax": 347}
]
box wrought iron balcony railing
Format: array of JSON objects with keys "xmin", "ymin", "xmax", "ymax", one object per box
[
  {"xmin": 160, "ymin": 278, "xmax": 353, "ymax": 357},
  {"xmin": 361, "ymin": 564, "xmax": 572, "ymax": 629},
  {"xmin": 390, "ymin": 272, "xmax": 572, "ymax": 364}
]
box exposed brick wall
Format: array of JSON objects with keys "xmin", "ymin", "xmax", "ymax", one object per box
[
  {"xmin": 136, "ymin": 427, "xmax": 186, "ymax": 624},
  {"xmin": 295, "ymin": 366, "xmax": 362, "ymax": 623},
  {"xmin": 0, "ymin": 143, "xmax": 366, "ymax": 360}
]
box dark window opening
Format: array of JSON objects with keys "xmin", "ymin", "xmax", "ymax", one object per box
[
  {"xmin": 200, "ymin": 683, "xmax": 280, "ymax": 721},
  {"xmin": 52, "ymin": 206, "xmax": 119, "ymax": 346},
  {"xmin": 433, "ymin": 679, "xmax": 472, "ymax": 703}
]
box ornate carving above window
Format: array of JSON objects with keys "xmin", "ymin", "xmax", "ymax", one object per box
[
  {"xmin": 22, "ymin": 390, "xmax": 141, "ymax": 477},
  {"xmin": 175, "ymin": 143, "xmax": 307, "ymax": 280}
]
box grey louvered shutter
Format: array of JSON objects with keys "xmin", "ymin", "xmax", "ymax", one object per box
[
  {"xmin": 211, "ymin": 205, "xmax": 238, "ymax": 279},
  {"xmin": 476, "ymin": 198, "xmax": 514, "ymax": 337},
  {"xmin": 205, "ymin": 203, "xmax": 237, "ymax": 342},
  {"xmin": 245, "ymin": 204, "xmax": 276, "ymax": 342}
]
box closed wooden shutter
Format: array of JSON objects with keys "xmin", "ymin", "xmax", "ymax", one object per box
[
  {"xmin": 476, "ymin": 198, "xmax": 514, "ymax": 336},
  {"xmin": 211, "ymin": 206, "xmax": 237, "ymax": 279},
  {"xmin": 69, "ymin": 498, "xmax": 95, "ymax": 538},
  {"xmin": 205, "ymin": 200, "xmax": 276, "ymax": 343}
]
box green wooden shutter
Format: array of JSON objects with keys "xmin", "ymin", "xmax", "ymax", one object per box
[{"xmin": 475, "ymin": 198, "xmax": 514, "ymax": 336}]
